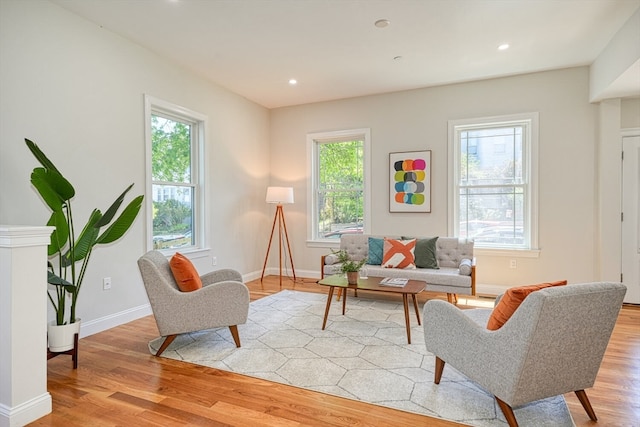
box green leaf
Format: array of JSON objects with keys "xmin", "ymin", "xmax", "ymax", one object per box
[
  {"xmin": 25, "ymin": 138, "xmax": 61, "ymax": 174},
  {"xmin": 95, "ymin": 183, "xmax": 134, "ymax": 227},
  {"xmin": 47, "ymin": 271, "xmax": 76, "ymax": 294},
  {"xmin": 47, "ymin": 211, "xmax": 68, "ymax": 256},
  {"xmin": 30, "ymin": 168, "xmax": 65, "ymax": 212},
  {"xmin": 96, "ymin": 195, "xmax": 144, "ymax": 244},
  {"xmin": 26, "ymin": 140, "xmax": 75, "ymax": 202},
  {"xmin": 61, "ymin": 209, "xmax": 102, "ymax": 266}
]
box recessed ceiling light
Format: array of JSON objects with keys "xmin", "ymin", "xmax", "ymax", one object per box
[
  {"xmin": 498, "ymin": 43, "xmax": 510, "ymax": 51},
  {"xmin": 374, "ymin": 19, "xmax": 390, "ymax": 28},
  {"xmin": 288, "ymin": 79, "xmax": 297, "ymax": 85}
]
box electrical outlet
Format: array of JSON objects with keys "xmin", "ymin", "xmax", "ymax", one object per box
[
  {"xmin": 509, "ymin": 259, "xmax": 517, "ymax": 269},
  {"xmin": 103, "ymin": 277, "xmax": 112, "ymax": 290},
  {"xmin": 212, "ymin": 256, "xmax": 217, "ymax": 266}
]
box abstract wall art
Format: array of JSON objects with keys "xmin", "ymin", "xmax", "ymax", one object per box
[{"xmin": 389, "ymin": 150, "xmax": 431, "ymax": 213}]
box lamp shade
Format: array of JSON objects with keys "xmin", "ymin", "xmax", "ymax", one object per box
[{"xmin": 266, "ymin": 186, "xmax": 294, "ymax": 204}]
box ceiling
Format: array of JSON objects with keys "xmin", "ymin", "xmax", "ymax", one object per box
[{"xmin": 52, "ymin": 0, "xmax": 640, "ymax": 109}]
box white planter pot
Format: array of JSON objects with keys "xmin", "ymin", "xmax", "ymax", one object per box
[{"xmin": 47, "ymin": 319, "xmax": 81, "ymax": 352}]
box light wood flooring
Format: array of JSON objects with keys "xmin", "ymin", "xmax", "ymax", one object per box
[{"xmin": 32, "ymin": 276, "xmax": 640, "ymax": 426}]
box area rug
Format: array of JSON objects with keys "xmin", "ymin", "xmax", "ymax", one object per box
[{"xmin": 149, "ymin": 289, "xmax": 574, "ymax": 427}]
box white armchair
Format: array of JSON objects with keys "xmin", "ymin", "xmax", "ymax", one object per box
[
  {"xmin": 137, "ymin": 250, "xmax": 250, "ymax": 356},
  {"xmin": 423, "ymin": 282, "xmax": 626, "ymax": 427}
]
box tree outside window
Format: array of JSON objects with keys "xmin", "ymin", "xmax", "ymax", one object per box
[
  {"xmin": 145, "ymin": 96, "xmax": 205, "ymax": 252},
  {"xmin": 308, "ymin": 129, "xmax": 370, "ymax": 242}
]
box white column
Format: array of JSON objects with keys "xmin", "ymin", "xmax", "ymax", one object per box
[{"xmin": 0, "ymin": 226, "xmax": 53, "ymax": 427}]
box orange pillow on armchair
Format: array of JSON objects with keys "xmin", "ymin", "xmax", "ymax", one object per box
[
  {"xmin": 169, "ymin": 252, "xmax": 203, "ymax": 292},
  {"xmin": 487, "ymin": 280, "xmax": 567, "ymax": 330}
]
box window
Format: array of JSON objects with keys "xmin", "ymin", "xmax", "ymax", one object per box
[
  {"xmin": 449, "ymin": 113, "xmax": 538, "ymax": 252},
  {"xmin": 144, "ymin": 96, "xmax": 206, "ymax": 252},
  {"xmin": 307, "ymin": 129, "xmax": 371, "ymax": 243}
]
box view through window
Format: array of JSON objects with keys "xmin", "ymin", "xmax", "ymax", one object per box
[
  {"xmin": 145, "ymin": 96, "xmax": 205, "ymax": 252},
  {"xmin": 151, "ymin": 114, "xmax": 195, "ymax": 249},
  {"xmin": 450, "ymin": 114, "xmax": 538, "ymax": 250},
  {"xmin": 309, "ymin": 129, "xmax": 370, "ymax": 241}
]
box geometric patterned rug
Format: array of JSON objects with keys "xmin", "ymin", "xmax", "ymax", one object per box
[{"xmin": 150, "ymin": 290, "xmax": 574, "ymax": 427}]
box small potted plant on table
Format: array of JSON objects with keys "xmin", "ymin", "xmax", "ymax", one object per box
[{"xmin": 334, "ymin": 250, "xmax": 366, "ymax": 285}]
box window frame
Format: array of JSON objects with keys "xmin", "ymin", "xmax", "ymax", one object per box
[
  {"xmin": 144, "ymin": 95, "xmax": 207, "ymax": 254},
  {"xmin": 448, "ymin": 113, "xmax": 540, "ymax": 256},
  {"xmin": 307, "ymin": 128, "xmax": 371, "ymax": 247}
]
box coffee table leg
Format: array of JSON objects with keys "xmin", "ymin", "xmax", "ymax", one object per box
[
  {"xmin": 342, "ymin": 287, "xmax": 347, "ymax": 315},
  {"xmin": 412, "ymin": 294, "xmax": 421, "ymax": 325},
  {"xmin": 322, "ymin": 286, "xmax": 335, "ymax": 330},
  {"xmin": 403, "ymin": 293, "xmax": 411, "ymax": 344}
]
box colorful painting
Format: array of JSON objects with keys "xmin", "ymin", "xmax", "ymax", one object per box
[{"xmin": 389, "ymin": 150, "xmax": 431, "ymax": 213}]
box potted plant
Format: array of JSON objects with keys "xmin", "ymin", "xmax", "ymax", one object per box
[
  {"xmin": 333, "ymin": 250, "xmax": 366, "ymax": 285},
  {"xmin": 25, "ymin": 138, "xmax": 144, "ymax": 351}
]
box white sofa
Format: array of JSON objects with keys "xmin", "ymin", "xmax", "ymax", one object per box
[{"xmin": 321, "ymin": 234, "xmax": 475, "ymax": 303}]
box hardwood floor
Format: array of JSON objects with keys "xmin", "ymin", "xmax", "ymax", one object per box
[{"xmin": 31, "ymin": 276, "xmax": 640, "ymax": 426}]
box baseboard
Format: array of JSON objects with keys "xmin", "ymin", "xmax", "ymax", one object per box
[
  {"xmin": 79, "ymin": 304, "xmax": 152, "ymax": 338},
  {"xmin": 0, "ymin": 392, "xmax": 51, "ymax": 427}
]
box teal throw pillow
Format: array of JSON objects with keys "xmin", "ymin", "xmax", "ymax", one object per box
[
  {"xmin": 367, "ymin": 237, "xmax": 384, "ymax": 265},
  {"xmin": 414, "ymin": 236, "xmax": 439, "ymax": 269}
]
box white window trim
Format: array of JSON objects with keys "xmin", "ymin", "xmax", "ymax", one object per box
[
  {"xmin": 144, "ymin": 95, "xmax": 208, "ymax": 255},
  {"xmin": 306, "ymin": 128, "xmax": 371, "ymax": 248},
  {"xmin": 448, "ymin": 113, "xmax": 540, "ymax": 256}
]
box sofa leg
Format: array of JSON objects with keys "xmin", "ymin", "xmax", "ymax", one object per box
[
  {"xmin": 495, "ymin": 397, "xmax": 519, "ymax": 427},
  {"xmin": 434, "ymin": 357, "xmax": 445, "ymax": 384},
  {"xmin": 446, "ymin": 293, "xmax": 458, "ymax": 304}
]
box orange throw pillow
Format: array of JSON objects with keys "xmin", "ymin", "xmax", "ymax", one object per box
[
  {"xmin": 382, "ymin": 238, "xmax": 416, "ymax": 269},
  {"xmin": 486, "ymin": 280, "xmax": 567, "ymax": 330},
  {"xmin": 169, "ymin": 252, "xmax": 203, "ymax": 292}
]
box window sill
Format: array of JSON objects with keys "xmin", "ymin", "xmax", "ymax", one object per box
[
  {"xmin": 475, "ymin": 247, "xmax": 540, "ymax": 258},
  {"xmin": 158, "ymin": 247, "xmax": 211, "ymax": 259},
  {"xmin": 306, "ymin": 240, "xmax": 341, "ymax": 250}
]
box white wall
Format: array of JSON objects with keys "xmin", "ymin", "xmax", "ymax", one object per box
[
  {"xmin": 590, "ymin": 7, "xmax": 640, "ymax": 102},
  {"xmin": 0, "ymin": 0, "xmax": 270, "ymax": 333},
  {"xmin": 621, "ymin": 97, "xmax": 640, "ymax": 128},
  {"xmin": 271, "ymin": 67, "xmax": 602, "ymax": 292}
]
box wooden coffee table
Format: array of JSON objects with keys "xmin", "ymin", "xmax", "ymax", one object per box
[{"xmin": 317, "ymin": 275, "xmax": 426, "ymax": 344}]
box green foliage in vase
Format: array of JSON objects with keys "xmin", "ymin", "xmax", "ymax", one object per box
[
  {"xmin": 25, "ymin": 138, "xmax": 144, "ymax": 325},
  {"xmin": 333, "ymin": 249, "xmax": 366, "ymax": 273}
]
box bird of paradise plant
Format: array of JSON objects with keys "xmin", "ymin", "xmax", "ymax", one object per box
[{"xmin": 25, "ymin": 138, "xmax": 144, "ymax": 325}]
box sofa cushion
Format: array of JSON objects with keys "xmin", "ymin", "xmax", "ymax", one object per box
[
  {"xmin": 415, "ymin": 237, "xmax": 439, "ymax": 269},
  {"xmin": 487, "ymin": 280, "xmax": 567, "ymax": 330},
  {"xmin": 367, "ymin": 237, "xmax": 384, "ymax": 265},
  {"xmin": 169, "ymin": 252, "xmax": 203, "ymax": 292},
  {"xmin": 382, "ymin": 238, "xmax": 416, "ymax": 269},
  {"xmin": 459, "ymin": 258, "xmax": 472, "ymax": 276}
]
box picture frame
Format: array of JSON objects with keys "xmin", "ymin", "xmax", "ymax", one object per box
[{"xmin": 389, "ymin": 150, "xmax": 431, "ymax": 213}]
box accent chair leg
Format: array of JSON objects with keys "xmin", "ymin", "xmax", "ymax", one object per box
[
  {"xmin": 434, "ymin": 357, "xmax": 445, "ymax": 384},
  {"xmin": 229, "ymin": 325, "xmax": 241, "ymax": 347},
  {"xmin": 155, "ymin": 334, "xmax": 177, "ymax": 357},
  {"xmin": 495, "ymin": 397, "xmax": 519, "ymax": 427},
  {"xmin": 575, "ymin": 390, "xmax": 597, "ymax": 421}
]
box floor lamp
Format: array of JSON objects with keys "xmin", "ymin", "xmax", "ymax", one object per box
[{"xmin": 261, "ymin": 186, "xmax": 296, "ymax": 287}]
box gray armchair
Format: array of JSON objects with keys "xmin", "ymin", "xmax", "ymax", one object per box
[
  {"xmin": 137, "ymin": 250, "xmax": 250, "ymax": 356},
  {"xmin": 423, "ymin": 282, "xmax": 626, "ymax": 427}
]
